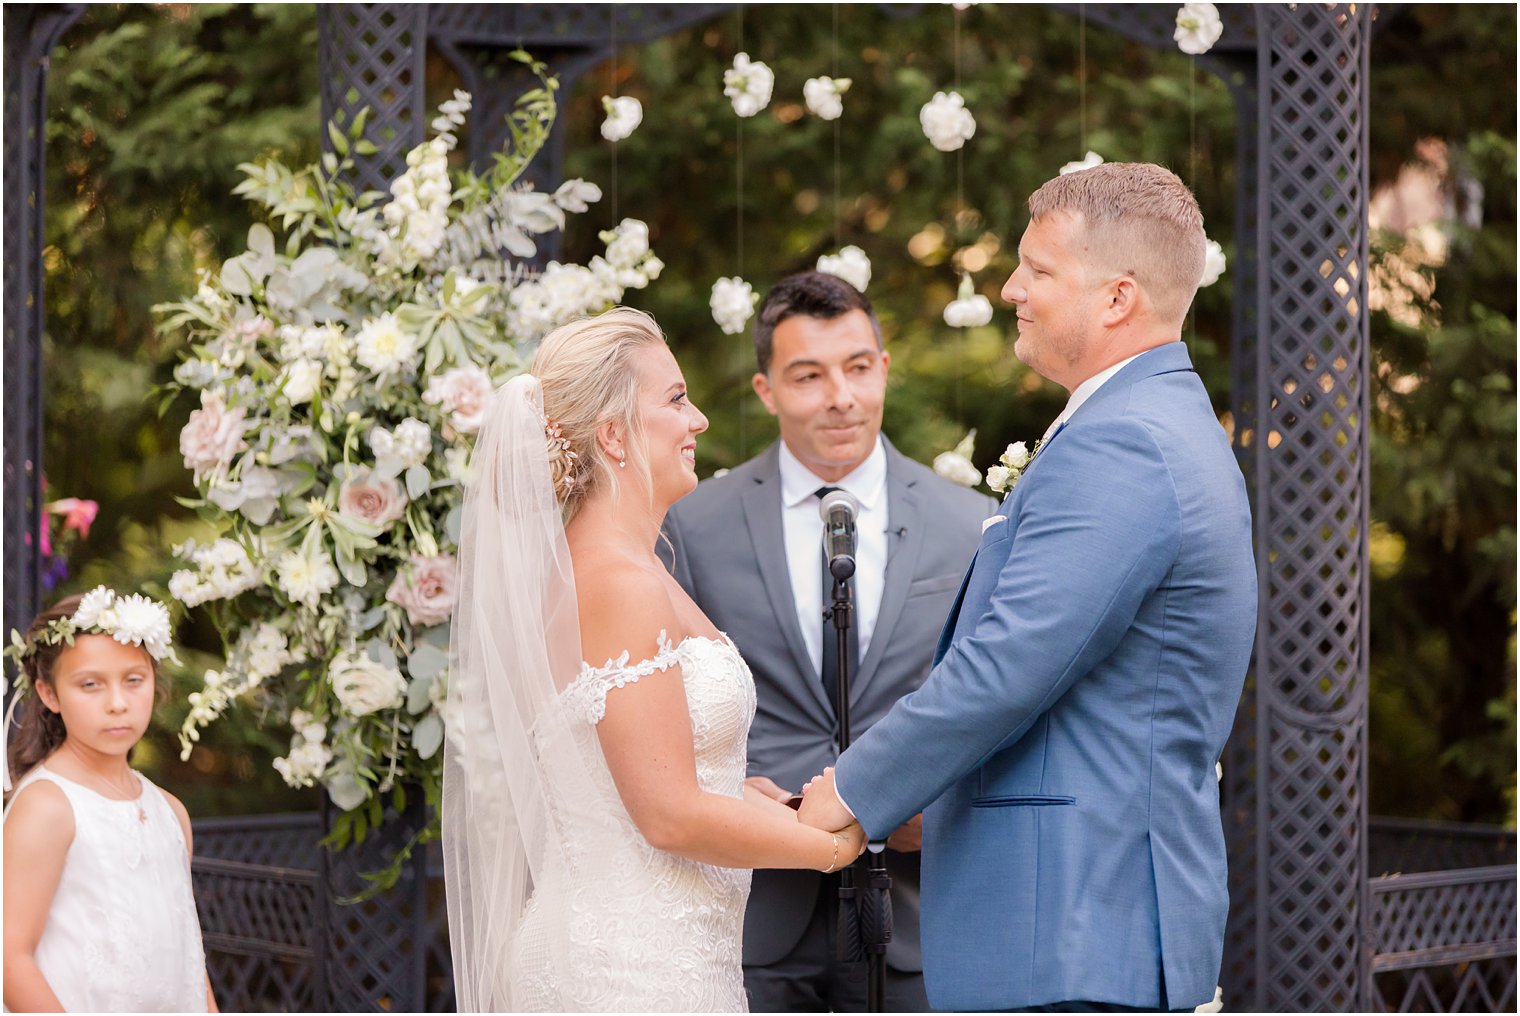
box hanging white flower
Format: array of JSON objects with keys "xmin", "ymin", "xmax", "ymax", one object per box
[
  {"xmin": 710, "ymin": 277, "xmax": 759, "ymax": 335},
  {"xmin": 724, "ymin": 52, "xmax": 775, "ymax": 118},
  {"xmin": 920, "ymin": 90, "xmax": 976, "ymax": 152},
  {"xmin": 1174, "ymin": 3, "xmax": 1224, "ymax": 55},
  {"xmin": 932, "ymin": 430, "xmax": 982, "ymax": 488},
  {"xmin": 943, "ymin": 273, "xmax": 995, "ymax": 328},
  {"xmin": 1060, "ymin": 150, "xmax": 1106, "ymax": 176},
  {"xmin": 803, "ymin": 76, "xmax": 851, "ymax": 121},
  {"xmin": 816, "ymin": 245, "xmax": 872, "ymax": 292},
  {"xmin": 1199, "ymin": 238, "xmax": 1227, "ymax": 287},
  {"xmin": 600, "ymin": 95, "xmax": 643, "ymax": 142}
]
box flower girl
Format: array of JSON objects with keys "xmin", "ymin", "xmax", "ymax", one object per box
[{"xmin": 2, "ymin": 587, "xmax": 217, "ymax": 1012}]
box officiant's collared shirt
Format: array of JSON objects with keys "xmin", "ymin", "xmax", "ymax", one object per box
[{"xmin": 778, "ymin": 436, "xmax": 887, "ymax": 678}]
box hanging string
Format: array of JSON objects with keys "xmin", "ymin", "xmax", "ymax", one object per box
[
  {"xmin": 833, "ymin": 2, "xmax": 841, "ymax": 246},
  {"xmin": 1187, "ymin": 56, "xmax": 1198, "ymax": 343},
  {"xmin": 735, "ymin": 5, "xmax": 748, "ymax": 460},
  {"xmin": 953, "ymin": 3, "xmax": 965, "ymax": 421},
  {"xmin": 1078, "ymin": 5, "xmax": 1088, "ymax": 152},
  {"xmin": 609, "ymin": 9, "xmax": 619, "ymax": 225}
]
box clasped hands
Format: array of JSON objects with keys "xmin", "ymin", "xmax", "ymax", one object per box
[{"xmin": 747, "ymin": 769, "xmax": 924, "ymax": 868}]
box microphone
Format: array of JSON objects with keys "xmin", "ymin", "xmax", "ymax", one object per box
[{"xmin": 819, "ymin": 489, "xmax": 861, "ymax": 581}]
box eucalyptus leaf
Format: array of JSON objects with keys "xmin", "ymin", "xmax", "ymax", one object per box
[
  {"xmin": 405, "ymin": 671, "xmax": 434, "ymax": 715},
  {"xmin": 325, "ymin": 771, "xmax": 368, "ymax": 812},
  {"xmin": 412, "ymin": 713, "xmax": 445, "ymax": 761},
  {"xmin": 365, "ymin": 639, "xmax": 399, "ymax": 670},
  {"xmin": 407, "ymin": 643, "xmax": 448, "ymax": 681},
  {"xmin": 356, "ymin": 606, "xmax": 386, "ymax": 633}
]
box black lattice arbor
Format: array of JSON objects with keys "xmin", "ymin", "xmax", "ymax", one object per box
[{"xmin": 6, "ymin": 4, "xmax": 1515, "ymax": 1013}]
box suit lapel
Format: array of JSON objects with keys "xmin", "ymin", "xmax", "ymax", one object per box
[
  {"xmin": 739, "ymin": 461, "xmax": 828, "ymax": 714},
  {"xmin": 853, "ymin": 447, "xmax": 922, "ymax": 706}
]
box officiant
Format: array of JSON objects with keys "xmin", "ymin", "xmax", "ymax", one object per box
[{"xmin": 663, "ymin": 271, "xmax": 993, "ymax": 1011}]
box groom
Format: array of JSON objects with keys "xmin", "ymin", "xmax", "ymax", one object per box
[{"xmin": 800, "ymin": 163, "xmax": 1257, "ymax": 1012}]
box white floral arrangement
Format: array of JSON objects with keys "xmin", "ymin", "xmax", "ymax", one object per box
[
  {"xmin": 920, "ymin": 90, "xmax": 977, "ymax": 152},
  {"xmin": 724, "ymin": 52, "xmax": 775, "ymax": 118},
  {"xmin": 803, "ymin": 76, "xmax": 851, "ymax": 121},
  {"xmin": 1174, "ymin": 2, "xmax": 1224, "ymax": 56},
  {"xmin": 1060, "ymin": 150, "xmax": 1106, "ymax": 176},
  {"xmin": 600, "ymin": 95, "xmax": 643, "ymax": 142},
  {"xmin": 157, "ymin": 61, "xmax": 661, "ymax": 856},
  {"xmin": 1199, "ymin": 237, "xmax": 1227, "ymax": 287},
  {"xmin": 816, "ymin": 245, "xmax": 872, "ymax": 293},
  {"xmin": 710, "ymin": 276, "xmax": 759, "ymax": 335},
  {"xmin": 943, "ymin": 273, "xmax": 994, "ymax": 328},
  {"xmin": 932, "ymin": 431, "xmax": 983, "ymax": 488}
]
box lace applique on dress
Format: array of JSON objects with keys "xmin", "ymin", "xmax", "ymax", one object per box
[{"xmin": 560, "ymin": 629, "xmax": 682, "ymax": 724}]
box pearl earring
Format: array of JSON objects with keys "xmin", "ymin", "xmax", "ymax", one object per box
[{"xmin": 617, "ymin": 454, "xmax": 626, "ymax": 469}]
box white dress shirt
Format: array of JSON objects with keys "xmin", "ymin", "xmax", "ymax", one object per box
[{"xmin": 777, "ymin": 437, "xmax": 887, "ymax": 677}]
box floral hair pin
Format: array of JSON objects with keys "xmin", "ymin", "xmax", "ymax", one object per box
[
  {"xmin": 4, "ymin": 585, "xmax": 180, "ymax": 673},
  {"xmin": 542, "ymin": 415, "xmax": 580, "ymax": 490}
]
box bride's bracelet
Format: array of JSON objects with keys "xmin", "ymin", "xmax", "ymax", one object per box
[{"xmin": 822, "ymin": 833, "xmax": 842, "ymax": 874}]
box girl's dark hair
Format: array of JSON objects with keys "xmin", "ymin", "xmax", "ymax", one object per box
[{"xmin": 6, "ymin": 593, "xmax": 163, "ymax": 787}]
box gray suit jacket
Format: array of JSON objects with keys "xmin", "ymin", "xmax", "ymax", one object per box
[{"xmin": 663, "ymin": 438, "xmax": 994, "ymax": 971}]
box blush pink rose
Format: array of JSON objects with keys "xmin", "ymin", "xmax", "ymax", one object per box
[
  {"xmin": 180, "ymin": 390, "xmax": 248, "ymax": 479},
  {"xmin": 423, "ymin": 366, "xmax": 494, "ymax": 435},
  {"xmin": 337, "ymin": 467, "xmax": 408, "ymax": 527},
  {"xmin": 385, "ymin": 553, "xmax": 458, "ymax": 627}
]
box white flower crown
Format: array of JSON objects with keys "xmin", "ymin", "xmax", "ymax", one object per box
[{"xmin": 5, "ymin": 585, "xmax": 180, "ymax": 673}]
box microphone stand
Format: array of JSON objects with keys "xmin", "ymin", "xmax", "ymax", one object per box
[{"xmin": 826, "ymin": 558, "xmax": 892, "ymax": 1013}]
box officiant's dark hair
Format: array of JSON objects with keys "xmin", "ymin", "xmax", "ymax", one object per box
[{"xmin": 753, "ymin": 271, "xmax": 882, "ymax": 374}]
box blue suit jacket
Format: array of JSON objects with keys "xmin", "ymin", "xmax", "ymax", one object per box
[{"xmin": 835, "ymin": 343, "xmax": 1257, "ymax": 1011}]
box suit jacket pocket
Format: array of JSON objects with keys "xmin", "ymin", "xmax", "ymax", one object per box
[
  {"xmin": 970, "ymin": 794, "xmax": 1076, "ymax": 809},
  {"xmin": 906, "ymin": 573, "xmax": 963, "ymax": 599}
]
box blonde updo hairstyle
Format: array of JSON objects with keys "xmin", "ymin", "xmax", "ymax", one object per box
[{"xmin": 531, "ymin": 307, "xmax": 667, "ymax": 521}]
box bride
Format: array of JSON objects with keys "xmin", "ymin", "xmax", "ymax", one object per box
[{"xmin": 443, "ymin": 308, "xmax": 866, "ymax": 1012}]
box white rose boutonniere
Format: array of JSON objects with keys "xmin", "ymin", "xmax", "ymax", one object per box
[{"xmin": 986, "ymin": 439, "xmax": 1039, "ymax": 495}]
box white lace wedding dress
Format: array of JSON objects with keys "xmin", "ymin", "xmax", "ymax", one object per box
[{"xmin": 508, "ymin": 632, "xmax": 757, "ymax": 1012}]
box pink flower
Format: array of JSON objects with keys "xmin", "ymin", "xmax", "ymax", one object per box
[
  {"xmin": 180, "ymin": 390, "xmax": 248, "ymax": 480},
  {"xmin": 337, "ymin": 467, "xmax": 408, "ymax": 527},
  {"xmin": 48, "ymin": 498, "xmax": 99, "ymax": 538},
  {"xmin": 423, "ymin": 366, "xmax": 494, "ymax": 435},
  {"xmin": 385, "ymin": 554, "xmax": 458, "ymax": 627}
]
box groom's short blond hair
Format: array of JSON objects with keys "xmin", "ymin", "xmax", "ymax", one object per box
[{"xmin": 1027, "ymin": 163, "xmax": 1206, "ymax": 322}]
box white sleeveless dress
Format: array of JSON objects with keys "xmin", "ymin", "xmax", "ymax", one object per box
[
  {"xmin": 510, "ymin": 633, "xmax": 757, "ymax": 1012},
  {"xmin": 3, "ymin": 766, "xmax": 208, "ymax": 1013}
]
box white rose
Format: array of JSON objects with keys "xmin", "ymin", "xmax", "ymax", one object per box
[
  {"xmin": 816, "ymin": 246, "xmax": 872, "ymax": 293},
  {"xmin": 985, "ymin": 465, "xmax": 1011, "ymax": 492},
  {"xmin": 920, "ymin": 90, "xmax": 976, "ymax": 152},
  {"xmin": 280, "ymin": 359, "xmax": 322, "ymax": 404},
  {"xmin": 724, "ymin": 52, "xmax": 775, "ymax": 118},
  {"xmin": 1002, "ymin": 441, "xmax": 1032, "ymax": 470},
  {"xmin": 710, "ymin": 277, "xmax": 758, "ymax": 335},
  {"xmin": 329, "ymin": 650, "xmax": 407, "ymax": 717},
  {"xmin": 804, "ymin": 76, "xmax": 850, "ymax": 121},
  {"xmin": 600, "ymin": 95, "xmax": 643, "ymax": 142},
  {"xmin": 1199, "ymin": 238, "xmax": 1227, "ymax": 287},
  {"xmin": 1174, "ymin": 2, "xmax": 1224, "ymax": 55},
  {"xmin": 932, "ymin": 451, "xmax": 982, "ymax": 488},
  {"xmin": 1060, "ymin": 150, "xmax": 1106, "ymax": 176}
]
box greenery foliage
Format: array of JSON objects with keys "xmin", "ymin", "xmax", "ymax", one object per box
[{"xmin": 37, "ymin": 4, "xmax": 1515, "ymax": 825}]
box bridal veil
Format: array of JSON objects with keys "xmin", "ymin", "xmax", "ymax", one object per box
[{"xmin": 442, "ymin": 373, "xmax": 596, "ymax": 1011}]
